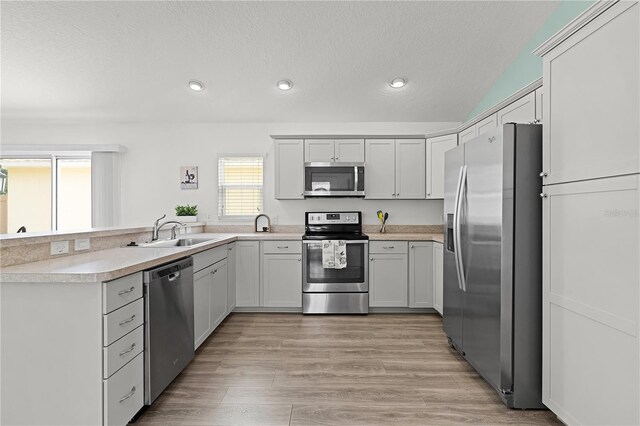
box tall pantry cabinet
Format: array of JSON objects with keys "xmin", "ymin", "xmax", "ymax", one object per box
[{"xmin": 534, "ymin": 2, "xmax": 639, "ymax": 424}]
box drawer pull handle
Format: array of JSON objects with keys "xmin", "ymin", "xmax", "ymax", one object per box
[
  {"xmin": 119, "ymin": 386, "xmax": 136, "ymax": 403},
  {"xmin": 119, "ymin": 343, "xmax": 136, "ymax": 356},
  {"xmin": 118, "ymin": 287, "xmax": 135, "ymax": 296},
  {"xmin": 119, "ymin": 315, "xmax": 136, "ymax": 326},
  {"xmin": 277, "ymin": 246, "xmax": 289, "ymax": 249},
  {"xmin": 383, "ymin": 246, "xmax": 395, "ymax": 249}
]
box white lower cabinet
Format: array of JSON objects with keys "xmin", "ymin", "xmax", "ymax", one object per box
[
  {"xmin": 193, "ymin": 266, "xmax": 213, "ymax": 348},
  {"xmin": 433, "ymin": 242, "xmax": 443, "ymax": 315},
  {"xmin": 407, "ymin": 241, "xmax": 443, "ymax": 314},
  {"xmin": 262, "ymin": 254, "xmax": 302, "ymax": 307},
  {"xmin": 369, "ymin": 241, "xmax": 408, "ymax": 307},
  {"xmin": 236, "ymin": 241, "xmax": 260, "ymax": 307},
  {"xmin": 103, "ymin": 353, "xmax": 144, "ymax": 426},
  {"xmin": 408, "ymin": 242, "xmax": 434, "ymax": 308},
  {"xmin": 193, "ymin": 247, "xmax": 229, "ymax": 350},
  {"xmin": 227, "ymin": 242, "xmax": 237, "ymax": 312},
  {"xmin": 542, "ymin": 175, "xmax": 639, "ymax": 425},
  {"xmin": 211, "ymin": 260, "xmax": 228, "ymax": 328},
  {"xmin": 1, "ymin": 272, "xmax": 146, "ymax": 426}
]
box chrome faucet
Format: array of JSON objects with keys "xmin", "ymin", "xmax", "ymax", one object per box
[{"xmin": 152, "ymin": 214, "xmax": 185, "ymax": 241}]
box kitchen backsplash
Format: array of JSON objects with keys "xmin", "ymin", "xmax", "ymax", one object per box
[{"xmin": 1, "ymin": 223, "xmax": 443, "ymax": 268}]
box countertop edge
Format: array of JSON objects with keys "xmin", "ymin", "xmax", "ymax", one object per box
[{"xmin": 1, "ymin": 232, "xmax": 443, "ymax": 283}]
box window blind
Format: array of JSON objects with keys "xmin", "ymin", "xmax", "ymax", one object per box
[{"xmin": 218, "ymin": 156, "xmax": 263, "ymax": 220}]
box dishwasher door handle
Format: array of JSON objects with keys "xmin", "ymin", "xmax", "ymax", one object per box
[{"xmin": 167, "ymin": 271, "xmax": 180, "ymax": 281}]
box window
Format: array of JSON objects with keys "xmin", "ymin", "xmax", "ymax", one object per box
[
  {"xmin": 0, "ymin": 156, "xmax": 91, "ymax": 234},
  {"xmin": 218, "ymin": 156, "xmax": 263, "ymax": 220}
]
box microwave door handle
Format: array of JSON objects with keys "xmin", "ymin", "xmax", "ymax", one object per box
[{"xmin": 354, "ymin": 166, "xmax": 358, "ymax": 192}]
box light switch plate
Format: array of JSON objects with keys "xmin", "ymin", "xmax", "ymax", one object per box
[
  {"xmin": 74, "ymin": 238, "xmax": 90, "ymax": 251},
  {"xmin": 50, "ymin": 241, "xmax": 69, "ymax": 255}
]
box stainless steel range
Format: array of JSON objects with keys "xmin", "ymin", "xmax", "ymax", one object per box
[{"xmin": 302, "ymin": 211, "xmax": 368, "ymax": 314}]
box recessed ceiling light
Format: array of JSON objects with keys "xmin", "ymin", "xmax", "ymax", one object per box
[
  {"xmin": 390, "ymin": 77, "xmax": 407, "ymax": 88},
  {"xmin": 277, "ymin": 79, "xmax": 293, "ymax": 91},
  {"xmin": 188, "ymin": 80, "xmax": 205, "ymax": 91}
]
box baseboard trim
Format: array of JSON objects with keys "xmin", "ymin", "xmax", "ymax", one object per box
[{"xmin": 232, "ymin": 307, "xmax": 439, "ymax": 314}]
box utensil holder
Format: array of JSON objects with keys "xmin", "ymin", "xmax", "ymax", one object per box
[{"xmin": 379, "ymin": 223, "xmax": 386, "ymax": 233}]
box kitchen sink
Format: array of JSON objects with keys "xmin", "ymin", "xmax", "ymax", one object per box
[{"xmin": 138, "ymin": 237, "xmax": 221, "ymax": 248}]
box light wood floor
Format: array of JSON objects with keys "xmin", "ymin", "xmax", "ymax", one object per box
[{"xmin": 136, "ymin": 313, "xmax": 560, "ymax": 425}]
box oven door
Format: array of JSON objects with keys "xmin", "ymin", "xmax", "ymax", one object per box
[
  {"xmin": 304, "ymin": 163, "xmax": 365, "ymax": 197},
  {"xmin": 302, "ymin": 240, "xmax": 368, "ymax": 292}
]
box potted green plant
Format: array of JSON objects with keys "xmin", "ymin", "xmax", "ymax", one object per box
[{"xmin": 175, "ymin": 204, "xmax": 198, "ymax": 222}]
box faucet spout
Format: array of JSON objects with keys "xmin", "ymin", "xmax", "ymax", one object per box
[{"xmin": 153, "ymin": 220, "xmax": 186, "ymax": 241}]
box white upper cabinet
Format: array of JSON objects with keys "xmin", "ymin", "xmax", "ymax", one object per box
[
  {"xmin": 304, "ymin": 139, "xmax": 364, "ymax": 163},
  {"xmin": 365, "ymin": 139, "xmax": 396, "ymax": 199},
  {"xmin": 459, "ymin": 114, "xmax": 497, "ymax": 144},
  {"xmin": 497, "ymin": 92, "xmax": 536, "ymax": 126},
  {"xmin": 476, "ymin": 113, "xmax": 498, "ymax": 136},
  {"xmin": 334, "ymin": 139, "xmax": 365, "ymax": 162},
  {"xmin": 396, "ymin": 139, "xmax": 426, "ymax": 199},
  {"xmin": 542, "ymin": 2, "xmax": 639, "ymax": 184},
  {"xmin": 535, "ymin": 87, "xmax": 543, "ymax": 122},
  {"xmin": 274, "ymin": 139, "xmax": 304, "ymax": 199},
  {"xmin": 426, "ymin": 134, "xmax": 457, "ymax": 199},
  {"xmin": 365, "ymin": 139, "xmax": 425, "ymax": 199},
  {"xmin": 459, "ymin": 126, "xmax": 475, "ymax": 144},
  {"xmin": 304, "ymin": 139, "xmax": 334, "ymax": 162}
]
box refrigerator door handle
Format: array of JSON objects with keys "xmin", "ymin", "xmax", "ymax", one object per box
[
  {"xmin": 453, "ymin": 165, "xmax": 465, "ymax": 291},
  {"xmin": 454, "ymin": 165, "xmax": 467, "ymax": 292}
]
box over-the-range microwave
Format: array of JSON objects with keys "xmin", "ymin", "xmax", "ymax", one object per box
[{"xmin": 304, "ymin": 162, "xmax": 365, "ymax": 197}]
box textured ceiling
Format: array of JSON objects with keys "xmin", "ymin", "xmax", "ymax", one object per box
[{"xmin": 1, "ymin": 1, "xmax": 558, "ymax": 123}]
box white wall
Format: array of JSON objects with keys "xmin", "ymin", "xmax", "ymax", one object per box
[{"xmin": 1, "ymin": 121, "xmax": 460, "ymax": 227}]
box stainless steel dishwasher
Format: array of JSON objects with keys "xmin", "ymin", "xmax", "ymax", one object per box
[{"xmin": 143, "ymin": 257, "xmax": 194, "ymax": 405}]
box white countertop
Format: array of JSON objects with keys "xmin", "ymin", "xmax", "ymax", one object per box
[{"xmin": 0, "ymin": 232, "xmax": 443, "ymax": 283}]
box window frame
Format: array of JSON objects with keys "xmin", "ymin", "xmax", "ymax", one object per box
[
  {"xmin": 0, "ymin": 152, "xmax": 91, "ymax": 231},
  {"xmin": 217, "ymin": 154, "xmax": 265, "ymax": 222}
]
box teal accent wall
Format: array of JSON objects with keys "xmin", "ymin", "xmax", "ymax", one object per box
[{"xmin": 466, "ymin": 0, "xmax": 594, "ymax": 120}]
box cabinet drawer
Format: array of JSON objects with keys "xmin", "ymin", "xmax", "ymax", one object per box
[
  {"xmin": 103, "ymin": 272, "xmax": 143, "ymax": 314},
  {"xmin": 370, "ymin": 241, "xmax": 408, "ymax": 254},
  {"xmin": 103, "ymin": 299, "xmax": 144, "ymax": 346},
  {"xmin": 193, "ymin": 245, "xmax": 227, "ymax": 272},
  {"xmin": 103, "ymin": 325, "xmax": 144, "ymax": 379},
  {"xmin": 262, "ymin": 240, "xmax": 302, "ymax": 254},
  {"xmin": 103, "ymin": 352, "xmax": 144, "ymax": 426}
]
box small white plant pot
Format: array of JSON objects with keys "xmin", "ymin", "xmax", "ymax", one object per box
[{"xmin": 177, "ymin": 216, "xmax": 197, "ymax": 223}]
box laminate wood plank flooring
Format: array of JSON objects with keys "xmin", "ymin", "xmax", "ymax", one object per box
[{"xmin": 136, "ymin": 313, "xmax": 560, "ymax": 426}]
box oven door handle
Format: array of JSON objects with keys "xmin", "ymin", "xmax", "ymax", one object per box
[{"xmin": 303, "ymin": 240, "xmax": 369, "ymax": 244}]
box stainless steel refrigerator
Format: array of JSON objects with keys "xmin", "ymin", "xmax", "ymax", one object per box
[{"xmin": 443, "ymin": 123, "xmax": 544, "ymax": 409}]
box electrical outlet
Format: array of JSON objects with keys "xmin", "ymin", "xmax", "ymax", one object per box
[
  {"xmin": 205, "ymin": 212, "xmax": 214, "ymax": 222},
  {"xmin": 50, "ymin": 241, "xmax": 69, "ymax": 255},
  {"xmin": 74, "ymin": 238, "xmax": 90, "ymax": 251}
]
